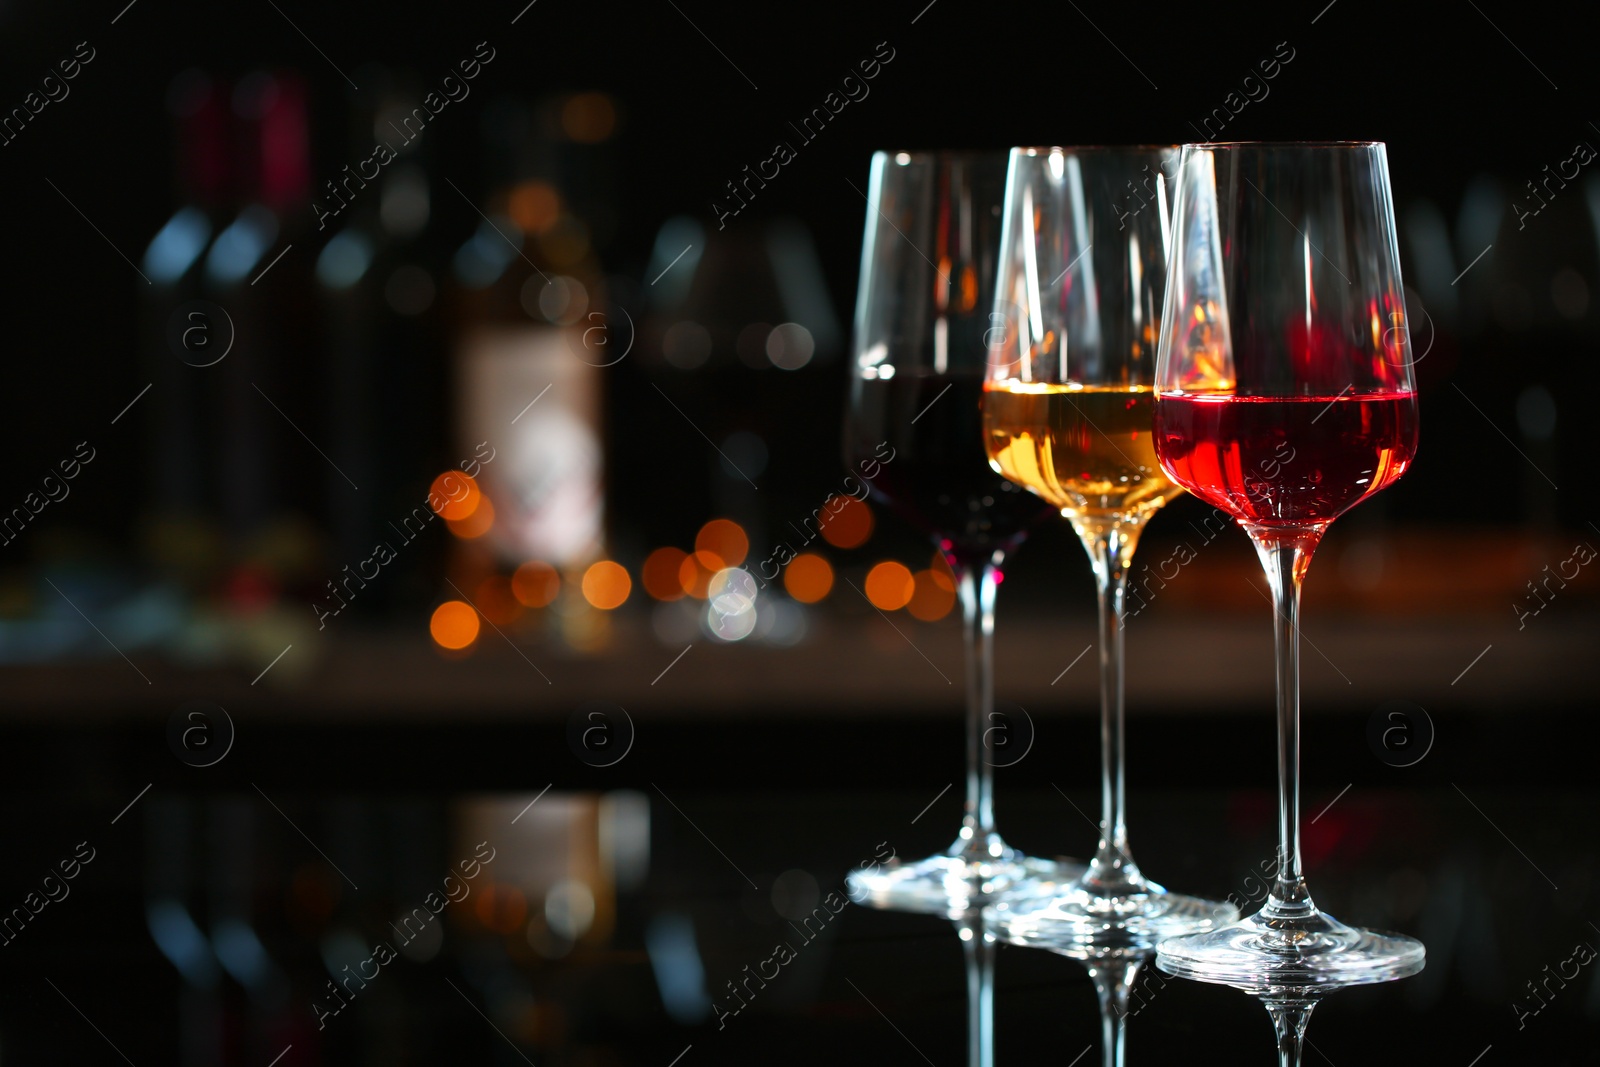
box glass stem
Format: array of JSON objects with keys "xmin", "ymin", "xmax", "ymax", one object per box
[
  {"xmin": 958, "ymin": 913, "xmax": 995, "ymax": 1067},
  {"xmin": 1082, "ymin": 524, "xmax": 1144, "ymax": 892},
  {"xmin": 1249, "ymin": 526, "xmax": 1323, "ymax": 918},
  {"xmin": 1088, "ymin": 956, "xmax": 1139, "ymax": 1067},
  {"xmin": 1265, "ymin": 999, "xmax": 1315, "ymax": 1067},
  {"xmin": 952, "ymin": 556, "xmax": 1004, "ymax": 860}
]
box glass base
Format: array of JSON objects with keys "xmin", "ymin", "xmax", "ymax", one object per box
[
  {"xmin": 846, "ymin": 846, "xmax": 1085, "ymax": 916},
  {"xmin": 1155, "ymin": 907, "xmax": 1425, "ymax": 991},
  {"xmin": 992, "ymin": 875, "xmax": 1238, "ymax": 950}
]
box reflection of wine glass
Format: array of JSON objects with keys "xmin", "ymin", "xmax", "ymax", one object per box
[
  {"xmin": 843, "ymin": 151, "xmax": 1077, "ymax": 913},
  {"xmin": 1226, "ymin": 969, "xmax": 1405, "ymax": 1066},
  {"xmin": 952, "ymin": 908, "xmax": 996, "ymax": 1067},
  {"xmin": 1081, "ymin": 948, "xmax": 1143, "ymax": 1067},
  {"xmin": 1152, "ymin": 142, "xmax": 1425, "ymax": 986},
  {"xmin": 992, "ymin": 910, "xmax": 1155, "ymax": 1067},
  {"xmin": 1258, "ymin": 986, "xmax": 1333, "ymax": 1067},
  {"xmin": 982, "ymin": 146, "xmax": 1235, "ymax": 940}
]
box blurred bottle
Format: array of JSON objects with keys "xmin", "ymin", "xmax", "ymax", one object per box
[
  {"xmin": 447, "ymin": 97, "xmax": 607, "ymax": 648},
  {"xmin": 632, "ymin": 215, "xmax": 841, "ymax": 572},
  {"xmin": 144, "ymin": 796, "xmax": 224, "ymax": 1067},
  {"xmin": 204, "ymin": 70, "xmax": 318, "ymax": 591},
  {"xmin": 140, "ymin": 71, "xmax": 235, "ymax": 587},
  {"xmin": 207, "ymin": 800, "xmax": 295, "ymax": 1063},
  {"xmin": 316, "ymin": 67, "xmax": 449, "ymax": 616}
]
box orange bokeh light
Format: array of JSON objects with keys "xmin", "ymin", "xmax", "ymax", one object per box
[
  {"xmin": 642, "ymin": 547, "xmax": 689, "ymax": 600},
  {"xmin": 677, "ymin": 550, "xmax": 725, "ymax": 599},
  {"xmin": 430, "ymin": 600, "xmax": 480, "ymax": 650},
  {"xmin": 474, "ymin": 575, "xmax": 524, "ymax": 626},
  {"xmin": 695, "ymin": 519, "xmax": 749, "ymax": 568},
  {"xmin": 562, "ymin": 92, "xmax": 617, "ymax": 144},
  {"xmin": 512, "ymin": 561, "xmax": 560, "ymax": 607},
  {"xmin": 864, "ymin": 561, "xmax": 915, "ymax": 610},
  {"xmin": 819, "ymin": 496, "xmax": 873, "ymax": 549},
  {"xmin": 907, "ymin": 568, "xmax": 957, "ymax": 621},
  {"xmin": 581, "ymin": 560, "xmax": 632, "ymax": 609},
  {"xmin": 447, "ymin": 495, "xmax": 495, "ymax": 539},
  {"xmin": 474, "ymin": 883, "xmax": 528, "ymax": 934},
  {"xmin": 783, "ymin": 553, "xmax": 834, "ymax": 603},
  {"xmin": 508, "ymin": 181, "xmax": 560, "ymax": 234},
  {"xmin": 430, "ymin": 471, "xmax": 481, "ymax": 521}
]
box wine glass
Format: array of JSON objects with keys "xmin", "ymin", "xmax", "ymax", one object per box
[
  {"xmin": 842, "ymin": 151, "xmax": 1077, "ymax": 912},
  {"xmin": 1151, "ymin": 141, "xmax": 1425, "ymax": 985},
  {"xmin": 982, "ymin": 146, "xmax": 1236, "ymax": 941}
]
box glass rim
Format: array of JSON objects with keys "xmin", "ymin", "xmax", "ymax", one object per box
[
  {"xmin": 1181, "ymin": 140, "xmax": 1386, "ymax": 149},
  {"xmin": 868, "ymin": 148, "xmax": 1011, "ymax": 163},
  {"xmin": 1013, "ymin": 144, "xmax": 1180, "ymax": 154}
]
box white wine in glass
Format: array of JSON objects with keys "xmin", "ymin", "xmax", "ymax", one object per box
[{"xmin": 984, "ymin": 146, "xmax": 1237, "ymax": 946}]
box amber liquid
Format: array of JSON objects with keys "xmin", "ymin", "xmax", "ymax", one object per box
[{"xmin": 983, "ymin": 382, "xmax": 1184, "ymax": 526}]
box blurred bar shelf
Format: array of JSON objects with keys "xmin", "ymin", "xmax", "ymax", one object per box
[{"xmin": 4, "ymin": 612, "xmax": 1592, "ymax": 721}]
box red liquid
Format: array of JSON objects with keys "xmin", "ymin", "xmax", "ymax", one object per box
[
  {"xmin": 1154, "ymin": 393, "xmax": 1418, "ymax": 527},
  {"xmin": 846, "ymin": 374, "xmax": 1054, "ymax": 566}
]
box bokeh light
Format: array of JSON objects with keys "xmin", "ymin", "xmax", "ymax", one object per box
[
  {"xmin": 783, "ymin": 553, "xmax": 834, "ymax": 603},
  {"xmin": 529, "ymin": 274, "xmax": 588, "ymax": 325},
  {"xmin": 539, "ymin": 215, "xmax": 590, "ymax": 267},
  {"xmin": 706, "ymin": 568, "xmax": 759, "ymax": 642},
  {"xmin": 581, "ymin": 560, "xmax": 632, "ymax": 609},
  {"xmin": 735, "ymin": 322, "xmax": 772, "ymax": 368},
  {"xmin": 429, "ymin": 471, "xmax": 480, "ymax": 521},
  {"xmin": 474, "ymin": 575, "xmax": 524, "ymax": 626},
  {"xmin": 907, "ymin": 568, "xmax": 956, "ymax": 621},
  {"xmin": 677, "ymin": 550, "xmax": 724, "ymax": 599},
  {"xmin": 758, "ymin": 599, "xmax": 807, "ymax": 647},
  {"xmin": 511, "ymin": 561, "xmax": 560, "ymax": 607},
  {"xmin": 695, "ymin": 519, "xmax": 749, "ymax": 568},
  {"xmin": 662, "ymin": 320, "xmax": 712, "ymax": 370},
  {"xmin": 819, "ymin": 496, "xmax": 873, "ymax": 549},
  {"xmin": 430, "ymin": 600, "xmax": 480, "ymax": 650},
  {"xmin": 508, "ymin": 181, "xmax": 560, "ymax": 234},
  {"xmin": 545, "ymin": 879, "xmax": 597, "ymax": 940},
  {"xmin": 446, "ymin": 495, "xmax": 495, "ymax": 539},
  {"xmin": 642, "ymin": 547, "xmax": 689, "ymax": 601},
  {"xmin": 474, "ymin": 882, "xmax": 528, "ymax": 934},
  {"xmin": 864, "ymin": 561, "xmax": 914, "ymax": 610},
  {"xmin": 561, "ymin": 92, "xmax": 617, "ymax": 143},
  {"xmin": 766, "ymin": 322, "xmax": 816, "ymax": 370}
]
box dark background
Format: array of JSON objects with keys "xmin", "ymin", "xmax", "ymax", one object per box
[
  {"xmin": 0, "ymin": 0, "xmax": 1597, "ymax": 1063},
  {"xmin": 1, "ymin": 0, "xmax": 1597, "ymax": 539}
]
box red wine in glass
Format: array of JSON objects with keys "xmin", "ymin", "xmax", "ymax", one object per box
[
  {"xmin": 1155, "ymin": 392, "xmax": 1418, "ymax": 527},
  {"xmin": 1152, "ymin": 143, "xmax": 1426, "ymax": 1012},
  {"xmin": 847, "ymin": 372, "xmax": 1054, "ymax": 567}
]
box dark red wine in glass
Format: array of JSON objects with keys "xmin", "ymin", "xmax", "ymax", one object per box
[
  {"xmin": 846, "ymin": 372, "xmax": 1052, "ymax": 569},
  {"xmin": 841, "ymin": 151, "xmax": 1080, "ymax": 917}
]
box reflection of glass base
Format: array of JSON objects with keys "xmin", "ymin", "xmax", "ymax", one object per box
[
  {"xmin": 846, "ymin": 850, "xmax": 1085, "ymax": 917},
  {"xmin": 992, "ymin": 877, "xmax": 1237, "ymax": 950},
  {"xmin": 1155, "ymin": 909, "xmax": 1425, "ymax": 991}
]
